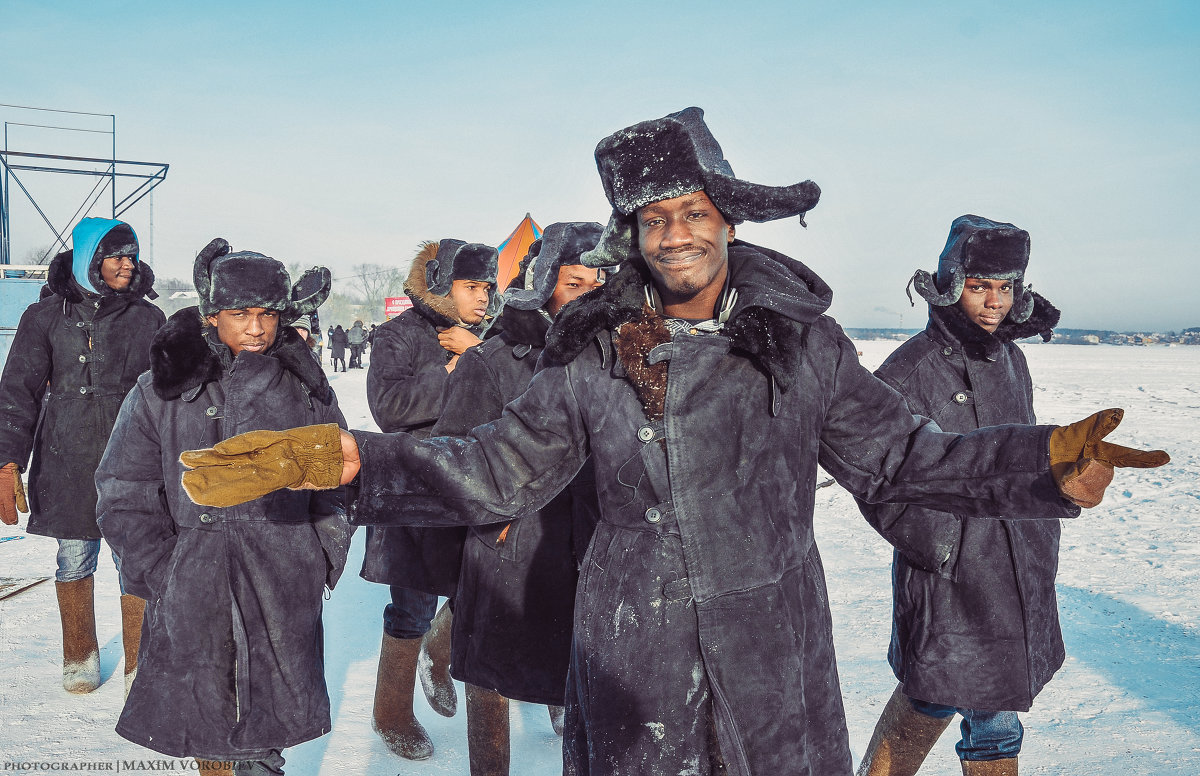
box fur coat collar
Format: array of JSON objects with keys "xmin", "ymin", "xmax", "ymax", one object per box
[
  {"xmin": 928, "ymin": 291, "xmax": 1061, "ymax": 362},
  {"xmin": 544, "ymin": 240, "xmax": 833, "ymax": 393},
  {"xmin": 149, "ymin": 306, "xmax": 332, "ymax": 403}
]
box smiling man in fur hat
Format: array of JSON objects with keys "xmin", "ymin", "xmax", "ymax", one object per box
[
  {"xmin": 0, "ymin": 217, "xmax": 163, "ymax": 697},
  {"xmin": 95, "ymin": 240, "xmax": 350, "ymax": 776},
  {"xmin": 431, "ymin": 222, "xmax": 606, "ymax": 776},
  {"xmin": 178, "ymin": 109, "xmax": 1168, "ymax": 776},
  {"xmin": 363, "ymin": 239, "xmax": 501, "ymax": 761},
  {"xmin": 855, "ymin": 216, "xmax": 1066, "ymax": 776}
]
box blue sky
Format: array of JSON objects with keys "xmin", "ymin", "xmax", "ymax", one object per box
[{"xmin": 3, "ymin": 0, "xmax": 1197, "ymax": 330}]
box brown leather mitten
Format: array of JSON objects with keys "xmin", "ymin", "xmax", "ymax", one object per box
[
  {"xmin": 0, "ymin": 463, "xmax": 28, "ymax": 525},
  {"xmin": 180, "ymin": 423, "xmax": 343, "ymax": 508},
  {"xmin": 1049, "ymin": 409, "xmax": 1170, "ymax": 508}
]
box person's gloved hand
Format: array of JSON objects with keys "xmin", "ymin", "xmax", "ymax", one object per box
[
  {"xmin": 0, "ymin": 463, "xmax": 28, "ymax": 525},
  {"xmin": 180, "ymin": 424, "xmax": 343, "ymax": 508},
  {"xmin": 1049, "ymin": 409, "xmax": 1169, "ymax": 508}
]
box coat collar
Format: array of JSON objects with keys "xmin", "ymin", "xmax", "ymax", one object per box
[
  {"xmin": 927, "ymin": 290, "xmax": 1061, "ymax": 361},
  {"xmin": 150, "ymin": 306, "xmax": 332, "ymax": 402},
  {"xmin": 492, "ymin": 305, "xmax": 550, "ymax": 348},
  {"xmin": 544, "ymin": 240, "xmax": 832, "ymax": 391}
]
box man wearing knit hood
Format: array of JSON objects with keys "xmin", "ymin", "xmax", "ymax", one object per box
[
  {"xmin": 178, "ymin": 109, "xmax": 1169, "ymax": 776},
  {"xmin": 0, "ymin": 217, "xmax": 163, "ymax": 697}
]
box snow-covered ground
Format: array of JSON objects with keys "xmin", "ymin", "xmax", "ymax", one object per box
[{"xmin": 1, "ymin": 342, "xmax": 1196, "ymax": 775}]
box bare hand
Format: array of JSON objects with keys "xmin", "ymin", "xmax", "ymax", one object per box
[
  {"xmin": 445, "ymin": 354, "xmax": 460, "ymax": 373},
  {"xmin": 339, "ymin": 430, "xmax": 361, "ymax": 485},
  {"xmin": 437, "ymin": 327, "xmax": 482, "ymax": 355}
]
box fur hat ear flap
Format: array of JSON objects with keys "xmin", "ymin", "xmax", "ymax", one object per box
[
  {"xmin": 592, "ymin": 107, "xmax": 821, "ymax": 227},
  {"xmin": 910, "ymin": 267, "xmax": 963, "ymax": 307},
  {"xmin": 1008, "ymin": 278, "xmax": 1034, "ymax": 324},
  {"xmin": 289, "ymin": 266, "xmax": 332, "ymax": 323},
  {"xmin": 134, "ymin": 261, "xmax": 159, "ymax": 300},
  {"xmin": 425, "ymin": 258, "xmax": 442, "ymax": 294},
  {"xmin": 580, "ymin": 211, "xmax": 635, "ymax": 268},
  {"xmin": 506, "ymin": 222, "xmax": 604, "ymax": 310},
  {"xmin": 704, "ymin": 175, "xmax": 822, "ymax": 226},
  {"xmin": 425, "ymin": 239, "xmax": 467, "ymax": 296},
  {"xmin": 192, "ymin": 238, "xmax": 232, "ymax": 315}
]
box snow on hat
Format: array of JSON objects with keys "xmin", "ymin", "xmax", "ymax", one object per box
[
  {"xmin": 910, "ymin": 214, "xmax": 1034, "ymax": 323},
  {"xmin": 581, "ymin": 107, "xmax": 822, "ymax": 267},
  {"xmin": 504, "ymin": 222, "xmax": 604, "ymax": 310},
  {"xmin": 193, "ymin": 238, "xmax": 330, "ymax": 325}
]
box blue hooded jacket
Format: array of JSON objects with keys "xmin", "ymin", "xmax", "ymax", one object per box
[{"xmin": 70, "ymin": 217, "xmax": 139, "ymax": 292}]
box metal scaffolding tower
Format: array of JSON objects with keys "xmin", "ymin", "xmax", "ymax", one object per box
[{"xmin": 0, "ymin": 103, "xmax": 168, "ymax": 265}]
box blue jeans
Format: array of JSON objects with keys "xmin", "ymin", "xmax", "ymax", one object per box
[
  {"xmin": 56, "ymin": 539, "xmax": 124, "ymax": 593},
  {"xmin": 909, "ymin": 697, "xmax": 1023, "ymax": 760},
  {"xmin": 383, "ymin": 586, "xmax": 438, "ymax": 640}
]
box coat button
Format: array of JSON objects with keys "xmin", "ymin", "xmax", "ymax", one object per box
[
  {"xmin": 76, "ymin": 321, "xmax": 86, "ymax": 328},
  {"xmin": 953, "ymin": 391, "xmax": 968, "ymax": 404},
  {"xmin": 199, "ymin": 513, "xmax": 214, "ymax": 524},
  {"xmin": 645, "ymin": 507, "xmax": 662, "ymax": 524},
  {"xmin": 79, "ymin": 386, "xmax": 87, "ymax": 394},
  {"xmin": 78, "ymin": 355, "xmax": 86, "ymax": 363},
  {"xmin": 637, "ymin": 425, "xmax": 655, "ymax": 443},
  {"xmin": 205, "ymin": 406, "xmax": 219, "ymax": 417},
  {"xmin": 942, "ymin": 347, "xmax": 953, "ymax": 356}
]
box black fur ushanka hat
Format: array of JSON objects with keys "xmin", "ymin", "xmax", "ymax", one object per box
[
  {"xmin": 424, "ymin": 239, "xmax": 499, "ymax": 296},
  {"xmin": 192, "ymin": 238, "xmax": 330, "ymax": 325},
  {"xmin": 581, "ymin": 107, "xmax": 822, "ymax": 267},
  {"xmin": 504, "ymin": 221, "xmax": 604, "ymax": 310},
  {"xmin": 910, "ymin": 214, "xmax": 1034, "ymax": 324}
]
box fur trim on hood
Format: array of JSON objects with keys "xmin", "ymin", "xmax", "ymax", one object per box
[
  {"xmin": 149, "ymin": 306, "xmax": 332, "ymax": 403},
  {"xmin": 402, "ymin": 241, "xmax": 502, "ymax": 329},
  {"xmin": 45, "ymin": 248, "xmax": 157, "ymax": 304}
]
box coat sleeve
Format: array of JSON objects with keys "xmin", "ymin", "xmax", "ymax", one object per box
[
  {"xmin": 814, "ymin": 324, "xmax": 1080, "ymax": 521},
  {"xmin": 0, "ymin": 303, "xmax": 52, "ymax": 468},
  {"xmin": 366, "ymin": 321, "xmax": 449, "ymax": 432},
  {"xmin": 852, "ymin": 368, "xmax": 965, "ymax": 576},
  {"xmin": 309, "ymin": 394, "xmax": 352, "ymax": 589},
  {"xmin": 352, "ymin": 358, "xmax": 589, "ymax": 526},
  {"xmin": 95, "ymin": 381, "xmax": 178, "ymax": 600},
  {"xmin": 431, "ymin": 346, "xmax": 506, "ymax": 437}
]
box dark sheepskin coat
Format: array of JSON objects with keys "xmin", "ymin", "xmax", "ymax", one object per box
[
  {"xmin": 0, "ymin": 247, "xmax": 163, "ymax": 539},
  {"xmin": 348, "ymin": 242, "xmax": 1078, "ymax": 776},
  {"xmin": 858, "ymin": 296, "xmax": 1066, "ymax": 711},
  {"xmin": 432, "ymin": 304, "xmax": 600, "ymax": 706},
  {"xmin": 96, "ymin": 309, "xmax": 351, "ymax": 760},
  {"xmin": 359, "ymin": 241, "xmax": 480, "ymax": 594}
]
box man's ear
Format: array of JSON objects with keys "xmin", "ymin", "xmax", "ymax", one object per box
[
  {"xmin": 727, "ymin": 225, "xmax": 736, "ymax": 243},
  {"xmin": 206, "ymin": 314, "xmax": 220, "ymax": 328}
]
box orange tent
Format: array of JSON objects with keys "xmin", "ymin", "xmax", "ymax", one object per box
[{"xmin": 495, "ymin": 213, "xmax": 542, "ymax": 292}]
